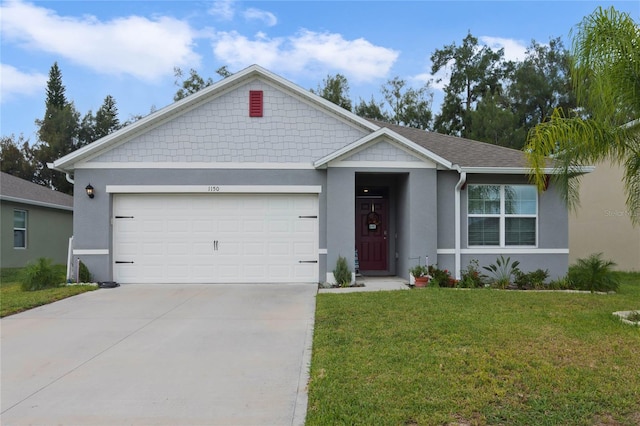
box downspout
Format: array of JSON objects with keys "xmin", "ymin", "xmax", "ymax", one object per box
[
  {"xmin": 48, "ymin": 163, "xmax": 75, "ymax": 282},
  {"xmin": 46, "ymin": 162, "xmax": 74, "ymax": 184},
  {"xmin": 454, "ymin": 166, "xmax": 467, "ymax": 280}
]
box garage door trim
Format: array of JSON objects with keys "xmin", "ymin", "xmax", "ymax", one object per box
[
  {"xmin": 112, "ymin": 192, "xmax": 319, "ymax": 284},
  {"xmin": 107, "ymin": 185, "xmax": 322, "ymax": 194}
]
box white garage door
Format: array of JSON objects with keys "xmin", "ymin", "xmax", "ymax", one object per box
[{"xmin": 112, "ymin": 193, "xmax": 318, "ymax": 283}]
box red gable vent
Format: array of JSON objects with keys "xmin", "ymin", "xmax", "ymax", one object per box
[{"xmin": 249, "ymin": 90, "xmax": 263, "ymax": 117}]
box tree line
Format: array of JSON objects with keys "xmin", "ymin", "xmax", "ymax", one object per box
[
  {"xmin": 1, "ymin": 63, "xmax": 121, "ymax": 193},
  {"xmin": 0, "ymin": 33, "xmax": 573, "ymax": 194}
]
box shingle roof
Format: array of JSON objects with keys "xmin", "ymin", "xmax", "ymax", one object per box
[
  {"xmin": 368, "ymin": 119, "xmax": 529, "ymax": 168},
  {"xmin": 0, "ymin": 172, "xmax": 73, "ymax": 210}
]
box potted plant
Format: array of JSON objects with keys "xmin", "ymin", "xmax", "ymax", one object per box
[{"xmin": 409, "ymin": 265, "xmax": 430, "ymax": 287}]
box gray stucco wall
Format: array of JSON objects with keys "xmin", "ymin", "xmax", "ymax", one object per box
[
  {"xmin": 435, "ymin": 173, "xmax": 569, "ymax": 280},
  {"xmin": 1, "ymin": 201, "xmax": 73, "ymax": 268},
  {"xmin": 326, "ymin": 168, "xmax": 355, "ymax": 277},
  {"xmin": 405, "ymin": 168, "xmax": 438, "ymax": 278},
  {"xmin": 436, "ymin": 171, "xmax": 458, "ymax": 251},
  {"xmin": 73, "ymin": 168, "xmax": 327, "ymax": 282}
]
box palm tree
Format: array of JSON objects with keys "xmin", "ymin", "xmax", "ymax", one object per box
[{"xmin": 525, "ymin": 6, "xmax": 639, "ymax": 225}]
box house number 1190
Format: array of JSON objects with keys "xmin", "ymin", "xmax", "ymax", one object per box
[{"xmin": 207, "ymin": 186, "xmax": 220, "ymax": 192}]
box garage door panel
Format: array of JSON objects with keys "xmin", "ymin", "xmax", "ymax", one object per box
[
  {"xmin": 116, "ymin": 242, "xmax": 138, "ymax": 256},
  {"xmin": 217, "ymin": 219, "xmax": 241, "ymax": 233},
  {"xmin": 113, "ymin": 193, "xmax": 318, "ymax": 284},
  {"xmin": 191, "ymin": 265, "xmax": 216, "ymax": 280},
  {"xmin": 243, "ymin": 242, "xmax": 266, "ymax": 256},
  {"xmin": 293, "ymin": 241, "xmax": 316, "ymax": 256},
  {"xmin": 269, "ymin": 219, "xmax": 290, "ymax": 233},
  {"xmin": 142, "ymin": 243, "xmax": 164, "ymax": 255},
  {"xmin": 192, "ymin": 241, "xmax": 214, "ymax": 253},
  {"xmin": 165, "ymin": 266, "xmax": 186, "ymax": 279},
  {"xmin": 294, "ymin": 264, "xmax": 315, "ymax": 279},
  {"xmin": 268, "ymin": 242, "xmax": 290, "ymax": 256},
  {"xmin": 142, "ymin": 220, "xmax": 163, "ymax": 233},
  {"xmin": 243, "ymin": 219, "xmax": 264, "ymax": 233}
]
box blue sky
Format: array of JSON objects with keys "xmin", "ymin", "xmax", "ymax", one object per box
[{"xmin": 1, "ymin": 0, "xmax": 638, "ymax": 142}]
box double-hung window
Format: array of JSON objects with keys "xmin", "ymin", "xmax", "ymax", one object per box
[
  {"xmin": 468, "ymin": 185, "xmax": 537, "ymax": 246},
  {"xmin": 14, "ymin": 209, "xmax": 27, "ymax": 249}
]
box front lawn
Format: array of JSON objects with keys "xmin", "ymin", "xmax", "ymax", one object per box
[
  {"xmin": 307, "ymin": 272, "xmax": 640, "ymax": 426},
  {"xmin": 0, "ymin": 267, "xmax": 98, "ymax": 318}
]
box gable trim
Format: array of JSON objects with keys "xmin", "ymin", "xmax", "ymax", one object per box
[{"xmin": 314, "ymin": 128, "xmax": 453, "ymax": 169}]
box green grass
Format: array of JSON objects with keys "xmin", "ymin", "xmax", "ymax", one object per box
[
  {"xmin": 307, "ymin": 272, "xmax": 640, "ymax": 426},
  {"xmin": 1, "ymin": 266, "xmax": 98, "ymax": 318}
]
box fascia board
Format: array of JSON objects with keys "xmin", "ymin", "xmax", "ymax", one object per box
[
  {"xmin": 459, "ymin": 166, "xmax": 596, "ymax": 174},
  {"xmin": 0, "ymin": 195, "xmax": 73, "ymax": 211}
]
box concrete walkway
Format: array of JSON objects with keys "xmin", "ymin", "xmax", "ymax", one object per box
[
  {"xmin": 1, "ymin": 284, "xmax": 317, "ymax": 426},
  {"xmin": 318, "ymin": 276, "xmax": 409, "ymax": 294}
]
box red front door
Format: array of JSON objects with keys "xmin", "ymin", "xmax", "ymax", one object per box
[{"xmin": 356, "ymin": 198, "xmax": 388, "ymax": 271}]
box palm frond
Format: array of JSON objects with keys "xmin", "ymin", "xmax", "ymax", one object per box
[{"xmin": 571, "ymin": 6, "xmax": 640, "ymax": 125}]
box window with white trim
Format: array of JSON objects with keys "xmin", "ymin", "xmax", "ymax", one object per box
[
  {"xmin": 13, "ymin": 209, "xmax": 27, "ymax": 249},
  {"xmin": 468, "ymin": 185, "xmax": 537, "ymax": 246}
]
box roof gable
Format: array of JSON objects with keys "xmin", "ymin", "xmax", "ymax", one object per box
[
  {"xmin": 52, "ymin": 65, "xmax": 378, "ymax": 172},
  {"xmin": 83, "ymin": 78, "xmax": 368, "ymax": 166},
  {"xmin": 314, "ymin": 128, "xmax": 452, "ymax": 169}
]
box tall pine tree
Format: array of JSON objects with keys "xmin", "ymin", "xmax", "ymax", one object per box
[{"xmin": 34, "ymin": 62, "xmax": 80, "ymax": 194}]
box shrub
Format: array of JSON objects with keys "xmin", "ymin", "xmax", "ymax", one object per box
[
  {"xmin": 21, "ymin": 258, "xmax": 64, "ymax": 291},
  {"xmin": 428, "ymin": 265, "xmax": 455, "ymax": 287},
  {"xmin": 459, "ymin": 259, "xmax": 485, "ymax": 288},
  {"xmin": 547, "ymin": 276, "xmax": 573, "ymax": 290},
  {"xmin": 78, "ymin": 261, "xmax": 92, "ymax": 283},
  {"xmin": 568, "ymin": 253, "xmax": 620, "ymax": 293},
  {"xmin": 333, "ymin": 256, "xmax": 352, "ymax": 287},
  {"xmin": 514, "ymin": 269, "xmax": 549, "ymax": 289},
  {"xmin": 483, "ymin": 255, "xmax": 521, "ymax": 289}
]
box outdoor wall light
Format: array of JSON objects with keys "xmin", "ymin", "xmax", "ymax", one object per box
[{"xmin": 85, "ymin": 184, "xmax": 95, "ymax": 199}]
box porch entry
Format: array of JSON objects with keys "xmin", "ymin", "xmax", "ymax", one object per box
[{"xmin": 356, "ymin": 191, "xmax": 388, "ymax": 272}]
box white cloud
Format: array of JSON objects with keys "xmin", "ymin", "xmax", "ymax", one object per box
[
  {"xmin": 212, "ymin": 29, "xmax": 399, "ymax": 83},
  {"xmin": 243, "ymin": 8, "xmax": 277, "ymax": 27},
  {"xmin": 0, "ymin": 63, "xmax": 47, "ymax": 103},
  {"xmin": 213, "ymin": 31, "xmax": 283, "ymax": 70},
  {"xmin": 208, "ymin": 0, "xmax": 235, "ymax": 21},
  {"xmin": 479, "ymin": 36, "xmax": 528, "ymax": 62},
  {"xmin": 0, "ymin": 0, "xmax": 200, "ymax": 82}
]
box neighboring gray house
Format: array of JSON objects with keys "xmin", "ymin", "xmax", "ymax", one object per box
[
  {"xmin": 50, "ymin": 65, "xmax": 570, "ymax": 284},
  {"xmin": 0, "ymin": 172, "xmax": 73, "ymax": 268}
]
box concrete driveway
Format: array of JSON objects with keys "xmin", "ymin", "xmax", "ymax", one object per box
[{"xmin": 1, "ymin": 284, "xmax": 317, "ymax": 425}]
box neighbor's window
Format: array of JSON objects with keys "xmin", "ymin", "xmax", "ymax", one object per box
[
  {"xmin": 468, "ymin": 185, "xmax": 537, "ymax": 246},
  {"xmin": 14, "ymin": 209, "xmax": 27, "ymax": 249}
]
